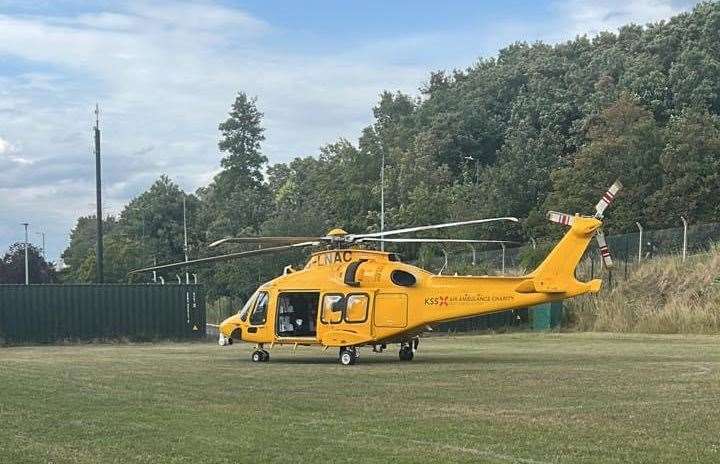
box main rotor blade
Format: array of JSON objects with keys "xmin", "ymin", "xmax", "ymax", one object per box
[
  {"xmin": 208, "ymin": 236, "xmax": 321, "ymax": 248},
  {"xmin": 350, "ymin": 217, "xmax": 519, "ymax": 240},
  {"xmin": 129, "ymin": 242, "xmax": 319, "ymax": 274},
  {"xmin": 359, "ymin": 238, "xmax": 520, "ymax": 244}
]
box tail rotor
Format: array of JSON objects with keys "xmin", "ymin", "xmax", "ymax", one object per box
[
  {"xmin": 546, "ymin": 179, "xmax": 623, "ymax": 269},
  {"xmin": 595, "ymin": 229, "xmax": 613, "ymax": 268},
  {"xmin": 594, "ymin": 180, "xmax": 623, "ymax": 219}
]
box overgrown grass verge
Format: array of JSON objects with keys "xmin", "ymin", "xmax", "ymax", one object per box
[{"xmin": 567, "ymin": 245, "xmax": 720, "ymax": 333}]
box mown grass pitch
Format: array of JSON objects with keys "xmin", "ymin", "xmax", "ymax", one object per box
[{"xmin": 1, "ymin": 333, "xmax": 719, "ymax": 464}]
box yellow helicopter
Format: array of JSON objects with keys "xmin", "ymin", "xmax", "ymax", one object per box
[{"xmin": 131, "ymin": 181, "xmax": 621, "ymax": 365}]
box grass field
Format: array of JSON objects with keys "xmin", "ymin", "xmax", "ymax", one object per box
[{"xmin": 1, "ymin": 333, "xmax": 720, "ymax": 464}]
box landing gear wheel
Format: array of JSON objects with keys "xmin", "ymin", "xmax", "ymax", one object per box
[
  {"xmin": 339, "ymin": 347, "xmax": 357, "ymax": 366},
  {"xmin": 399, "ymin": 346, "xmax": 414, "ymax": 361},
  {"xmin": 251, "ymin": 350, "xmax": 264, "ymax": 363}
]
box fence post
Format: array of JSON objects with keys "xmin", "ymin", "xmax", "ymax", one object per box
[
  {"xmin": 500, "ymin": 242, "xmax": 506, "ymax": 274},
  {"xmin": 681, "ymin": 216, "xmax": 688, "ymax": 261},
  {"xmin": 624, "ymin": 234, "xmax": 629, "ymax": 280},
  {"xmin": 635, "ymin": 222, "xmax": 643, "ymax": 262}
]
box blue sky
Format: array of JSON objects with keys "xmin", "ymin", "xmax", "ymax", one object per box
[{"xmin": 0, "ymin": 0, "xmax": 700, "ymax": 262}]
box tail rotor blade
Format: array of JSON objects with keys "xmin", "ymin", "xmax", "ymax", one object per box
[
  {"xmin": 547, "ymin": 211, "xmax": 575, "ymax": 226},
  {"xmin": 596, "ymin": 230, "xmax": 613, "ymax": 268},
  {"xmin": 594, "ymin": 180, "xmax": 623, "ymax": 219}
]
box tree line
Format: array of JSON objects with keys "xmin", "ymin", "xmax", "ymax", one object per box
[{"xmin": 12, "ymin": 2, "xmax": 718, "ymax": 296}]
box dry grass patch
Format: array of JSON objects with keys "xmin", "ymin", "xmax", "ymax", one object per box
[{"xmin": 567, "ymin": 246, "xmax": 720, "ymax": 333}]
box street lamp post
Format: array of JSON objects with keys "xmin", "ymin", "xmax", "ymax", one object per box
[
  {"xmin": 380, "ymin": 152, "xmax": 385, "ymax": 252},
  {"xmin": 35, "ymin": 231, "xmax": 46, "ymax": 261},
  {"xmin": 21, "ymin": 223, "xmax": 29, "ymax": 285}
]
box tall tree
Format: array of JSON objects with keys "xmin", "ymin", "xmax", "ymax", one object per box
[
  {"xmin": 543, "ymin": 95, "xmax": 664, "ymax": 233},
  {"xmin": 648, "ymin": 108, "xmax": 720, "ymax": 224},
  {"xmin": 199, "ymin": 93, "xmax": 273, "ymax": 238}
]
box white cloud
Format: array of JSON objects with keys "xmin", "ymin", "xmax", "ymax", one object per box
[
  {"xmin": 553, "ymin": 0, "xmax": 686, "ymax": 37},
  {"xmin": 0, "ymin": 135, "xmax": 32, "ymax": 164},
  {"xmin": 0, "ymin": 1, "xmax": 433, "ymax": 259},
  {"xmin": 0, "ymin": 136, "xmax": 11, "ymax": 154},
  {"xmin": 0, "ymin": 0, "xmax": 700, "ymax": 260}
]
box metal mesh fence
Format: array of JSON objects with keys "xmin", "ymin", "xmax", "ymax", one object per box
[{"xmin": 417, "ymin": 222, "xmax": 720, "ymax": 288}]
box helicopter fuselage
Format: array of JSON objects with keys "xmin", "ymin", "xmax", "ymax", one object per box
[{"xmin": 218, "ymin": 216, "xmax": 603, "ymax": 351}]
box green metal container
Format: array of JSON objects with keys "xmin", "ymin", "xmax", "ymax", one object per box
[
  {"xmin": 0, "ymin": 284, "xmax": 205, "ymax": 344},
  {"xmin": 530, "ymin": 301, "xmax": 563, "ymax": 331}
]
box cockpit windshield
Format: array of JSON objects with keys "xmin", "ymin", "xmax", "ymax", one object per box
[{"xmin": 238, "ymin": 291, "xmax": 258, "ymax": 321}]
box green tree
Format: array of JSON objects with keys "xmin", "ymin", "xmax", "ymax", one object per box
[
  {"xmin": 0, "ymin": 243, "xmax": 56, "ymax": 284},
  {"xmin": 648, "ymin": 108, "xmax": 720, "ymax": 224},
  {"xmin": 119, "ymin": 175, "xmax": 198, "ymax": 266},
  {"xmin": 543, "ymin": 95, "xmax": 664, "ymax": 233},
  {"xmin": 61, "ymin": 216, "xmax": 117, "ymax": 282}
]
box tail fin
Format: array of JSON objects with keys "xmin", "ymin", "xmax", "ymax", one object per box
[
  {"xmin": 527, "ymin": 180, "xmax": 622, "ymax": 295},
  {"xmin": 529, "ymin": 215, "xmax": 601, "ymax": 293}
]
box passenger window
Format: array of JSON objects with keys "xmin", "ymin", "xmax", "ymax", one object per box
[
  {"xmin": 321, "ymin": 294, "xmax": 343, "ymax": 324},
  {"xmin": 249, "ymin": 292, "xmax": 269, "ymax": 326},
  {"xmin": 345, "ymin": 294, "xmax": 368, "ymax": 323}
]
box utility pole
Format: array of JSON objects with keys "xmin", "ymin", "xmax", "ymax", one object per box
[
  {"xmin": 21, "ymin": 223, "xmax": 29, "ymax": 285},
  {"xmin": 183, "ymin": 195, "xmax": 190, "ymax": 284},
  {"xmin": 380, "ymin": 152, "xmax": 385, "ymax": 252},
  {"xmin": 94, "ymin": 104, "xmax": 104, "ymax": 283},
  {"xmin": 183, "ymin": 195, "xmax": 191, "ymax": 325}
]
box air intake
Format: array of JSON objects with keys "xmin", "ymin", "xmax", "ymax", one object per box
[{"xmin": 391, "ymin": 270, "xmax": 416, "ymax": 287}]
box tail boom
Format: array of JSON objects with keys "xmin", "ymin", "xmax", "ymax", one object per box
[{"xmin": 528, "ymin": 215, "xmax": 604, "ymax": 296}]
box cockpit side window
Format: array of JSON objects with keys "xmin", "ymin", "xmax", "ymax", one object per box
[
  {"xmin": 238, "ymin": 292, "xmax": 258, "ymax": 322},
  {"xmin": 249, "ymin": 292, "xmax": 269, "ymax": 326}
]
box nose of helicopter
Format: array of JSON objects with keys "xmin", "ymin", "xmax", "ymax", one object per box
[{"xmin": 218, "ymin": 318, "xmax": 242, "ymax": 346}]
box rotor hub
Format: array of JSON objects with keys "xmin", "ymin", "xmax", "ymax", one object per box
[{"xmin": 326, "ymin": 228, "xmax": 348, "ymax": 238}]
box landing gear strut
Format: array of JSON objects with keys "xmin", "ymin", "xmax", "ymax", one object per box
[
  {"xmin": 339, "ymin": 347, "xmax": 359, "ymax": 366},
  {"xmin": 251, "ymin": 345, "xmax": 270, "ymax": 363},
  {"xmin": 399, "ymin": 338, "xmax": 419, "ymax": 361}
]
